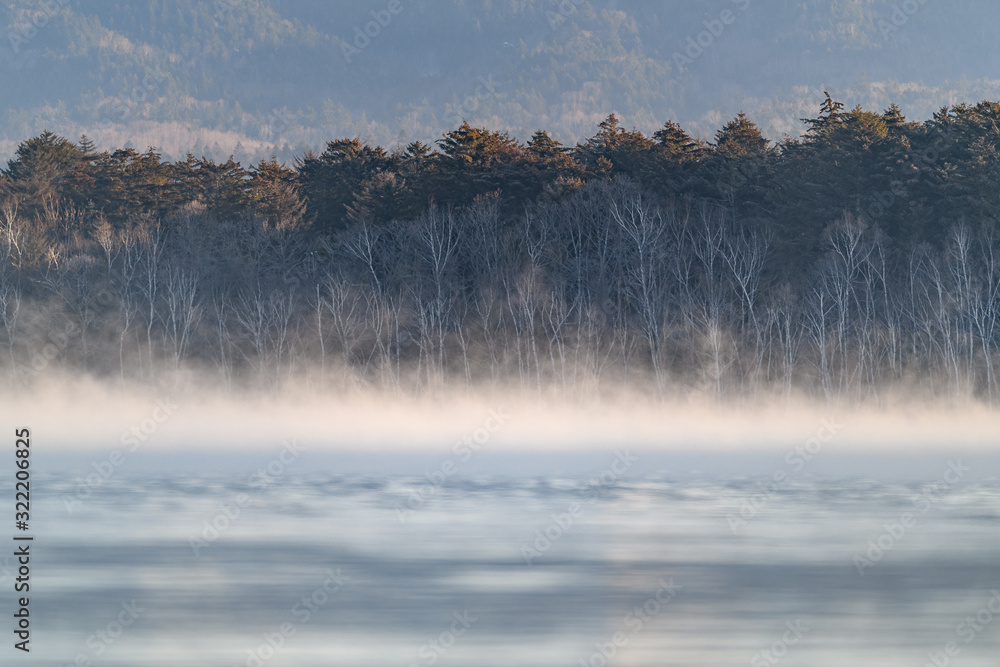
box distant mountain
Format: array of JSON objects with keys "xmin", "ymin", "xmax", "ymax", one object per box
[{"xmin": 2, "ymin": 0, "xmax": 999, "ymax": 164}]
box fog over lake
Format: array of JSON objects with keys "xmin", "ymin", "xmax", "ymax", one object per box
[{"xmin": 5, "ymin": 1, "xmax": 1000, "ymax": 665}]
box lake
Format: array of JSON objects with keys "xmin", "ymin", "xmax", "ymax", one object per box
[{"xmin": 12, "ymin": 454, "xmax": 1000, "ymax": 667}]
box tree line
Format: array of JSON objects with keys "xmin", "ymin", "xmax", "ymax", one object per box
[{"xmin": 1, "ymin": 95, "xmax": 1000, "ymax": 403}]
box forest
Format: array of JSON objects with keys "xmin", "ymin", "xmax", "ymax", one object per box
[{"xmin": 2, "ymin": 95, "xmax": 1000, "ymax": 404}]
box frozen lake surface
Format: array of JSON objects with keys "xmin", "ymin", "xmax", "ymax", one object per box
[{"xmin": 10, "ymin": 464, "xmax": 1000, "ymax": 667}]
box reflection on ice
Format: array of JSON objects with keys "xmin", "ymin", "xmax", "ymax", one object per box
[{"xmin": 10, "ymin": 471, "xmax": 1000, "ymax": 666}]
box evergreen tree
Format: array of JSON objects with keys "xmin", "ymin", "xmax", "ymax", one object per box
[
  {"xmin": 296, "ymin": 138, "xmax": 396, "ymax": 232},
  {"xmin": 429, "ymin": 122, "xmax": 526, "ymax": 209},
  {"xmin": 2, "ymin": 131, "xmax": 93, "ymax": 210},
  {"xmin": 92, "ymin": 147, "xmax": 182, "ymax": 224},
  {"xmin": 173, "ymin": 155, "xmax": 250, "ymax": 221},
  {"xmin": 248, "ymin": 157, "xmax": 306, "ymax": 229},
  {"xmin": 576, "ymin": 114, "xmax": 655, "ymax": 179},
  {"xmin": 700, "ymin": 113, "xmax": 773, "ymax": 223},
  {"xmin": 713, "ymin": 112, "xmax": 769, "ymax": 158},
  {"xmin": 524, "ymin": 130, "xmax": 582, "ymax": 202}
]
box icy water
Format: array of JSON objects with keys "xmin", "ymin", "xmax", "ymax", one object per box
[{"xmin": 10, "ymin": 465, "xmax": 1000, "ymax": 667}]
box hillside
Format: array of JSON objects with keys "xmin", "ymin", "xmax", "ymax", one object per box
[{"xmin": 2, "ymin": 0, "xmax": 999, "ymax": 163}]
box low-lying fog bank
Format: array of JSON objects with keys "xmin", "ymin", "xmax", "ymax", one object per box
[{"xmin": 7, "ymin": 375, "xmax": 999, "ymax": 480}]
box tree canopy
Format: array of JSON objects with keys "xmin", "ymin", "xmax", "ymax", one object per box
[{"xmin": 8, "ymin": 96, "xmax": 1000, "ymax": 283}]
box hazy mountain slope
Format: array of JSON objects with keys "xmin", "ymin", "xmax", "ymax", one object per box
[{"xmin": 1, "ymin": 0, "xmax": 998, "ymax": 163}]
